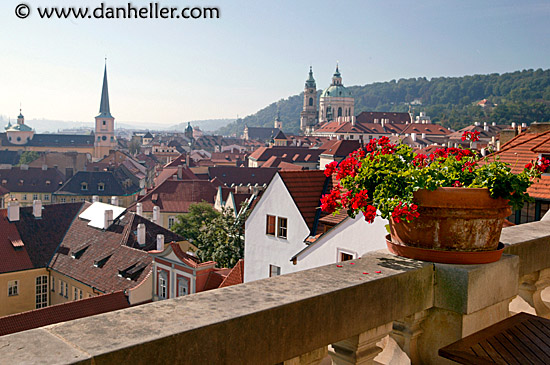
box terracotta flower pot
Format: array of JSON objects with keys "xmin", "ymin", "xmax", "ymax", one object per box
[{"xmin": 389, "ymin": 188, "xmax": 511, "ymax": 252}]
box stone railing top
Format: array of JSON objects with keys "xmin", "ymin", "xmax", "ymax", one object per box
[
  {"xmin": 501, "ymin": 220, "xmax": 550, "ymax": 276},
  {"xmin": 0, "ymin": 251, "xmax": 434, "ymax": 365}
]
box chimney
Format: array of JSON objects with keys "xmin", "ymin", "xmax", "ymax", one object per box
[
  {"xmin": 156, "ymin": 234, "xmax": 164, "ymax": 251},
  {"xmin": 137, "ymin": 223, "xmax": 146, "ymax": 246},
  {"xmin": 136, "ymin": 202, "xmax": 143, "ymax": 216},
  {"xmin": 20, "ymin": 164, "xmax": 28, "ymax": 170},
  {"xmin": 527, "ymin": 122, "xmax": 550, "ymax": 134},
  {"xmin": 111, "ymin": 196, "xmax": 119, "ymax": 206},
  {"xmin": 186, "ymin": 154, "xmax": 190, "ymax": 167},
  {"xmin": 7, "ymin": 201, "xmax": 20, "ymax": 222},
  {"xmin": 411, "ymin": 133, "xmax": 417, "ymax": 142},
  {"xmin": 484, "ymin": 125, "xmax": 489, "ymax": 132},
  {"xmin": 421, "ymin": 133, "xmax": 426, "ymax": 139},
  {"xmin": 153, "ymin": 206, "xmax": 160, "ymax": 224},
  {"xmin": 92, "ymin": 195, "xmax": 99, "ymax": 203},
  {"xmin": 177, "ymin": 165, "xmax": 183, "ymax": 180},
  {"xmin": 33, "ymin": 200, "xmax": 42, "ymax": 219},
  {"xmin": 511, "ymin": 122, "xmax": 516, "ymax": 128},
  {"xmin": 104, "ymin": 209, "xmax": 113, "ymax": 229},
  {"xmin": 42, "ymin": 164, "xmax": 48, "ymax": 171},
  {"xmin": 65, "ymin": 168, "xmax": 74, "ymax": 179},
  {"xmin": 492, "ymin": 122, "xmax": 496, "ymax": 126}
]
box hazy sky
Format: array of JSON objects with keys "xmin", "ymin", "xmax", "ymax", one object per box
[{"xmin": 1, "ymin": 0, "xmax": 549, "ymax": 127}]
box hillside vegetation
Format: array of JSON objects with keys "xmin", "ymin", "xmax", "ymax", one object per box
[{"xmin": 217, "ymin": 68, "xmax": 550, "ymax": 136}]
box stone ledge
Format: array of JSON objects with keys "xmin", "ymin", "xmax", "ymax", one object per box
[
  {"xmin": 434, "ymin": 254, "xmax": 519, "ymax": 314},
  {"xmin": 0, "ymin": 251, "xmax": 433, "ymax": 365},
  {"xmin": 501, "ymin": 220, "xmax": 550, "ymax": 276}
]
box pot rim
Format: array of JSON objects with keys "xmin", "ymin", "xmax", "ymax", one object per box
[{"xmin": 413, "ymin": 187, "xmax": 510, "ymax": 210}]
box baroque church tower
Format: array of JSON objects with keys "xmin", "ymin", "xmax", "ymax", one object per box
[
  {"xmin": 300, "ymin": 66, "xmax": 318, "ymax": 134},
  {"xmin": 94, "ymin": 63, "xmax": 116, "ymax": 159}
]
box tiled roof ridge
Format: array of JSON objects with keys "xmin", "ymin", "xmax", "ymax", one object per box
[{"xmin": 497, "ymin": 129, "xmax": 550, "ymax": 154}]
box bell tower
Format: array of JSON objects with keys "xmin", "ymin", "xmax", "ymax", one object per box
[
  {"xmin": 300, "ymin": 66, "xmax": 318, "ymax": 134},
  {"xmin": 94, "ymin": 61, "xmax": 116, "ymax": 160}
]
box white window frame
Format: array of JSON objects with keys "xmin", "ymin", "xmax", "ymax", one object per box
[
  {"xmin": 269, "ymin": 265, "xmax": 281, "ymax": 277},
  {"xmin": 337, "ymin": 248, "xmax": 357, "ymax": 263},
  {"xmin": 8, "ymin": 280, "xmax": 19, "ymax": 296},
  {"xmin": 36, "ymin": 275, "xmax": 48, "ymax": 309},
  {"xmin": 168, "ymin": 216, "xmax": 176, "ymax": 229},
  {"xmin": 277, "ymin": 217, "xmax": 288, "ymax": 239},
  {"xmin": 158, "ymin": 271, "xmax": 168, "ymax": 299},
  {"xmin": 177, "ymin": 277, "xmax": 188, "ymax": 297}
]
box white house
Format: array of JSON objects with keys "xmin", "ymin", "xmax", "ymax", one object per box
[{"xmin": 244, "ymin": 170, "xmax": 388, "ymax": 283}]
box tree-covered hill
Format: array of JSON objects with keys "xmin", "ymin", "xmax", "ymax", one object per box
[{"xmin": 217, "ymin": 68, "xmax": 550, "ymax": 136}]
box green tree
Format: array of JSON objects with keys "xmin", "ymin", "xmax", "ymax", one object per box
[
  {"xmin": 171, "ymin": 202, "xmax": 221, "ymax": 243},
  {"xmin": 197, "ymin": 207, "xmax": 249, "ymax": 268},
  {"xmin": 17, "ymin": 151, "xmax": 40, "ymax": 166},
  {"xmin": 128, "ymin": 138, "xmax": 141, "ymax": 155}
]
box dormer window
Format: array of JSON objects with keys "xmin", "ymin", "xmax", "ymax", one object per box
[
  {"xmin": 98, "ymin": 183, "xmax": 105, "ymax": 191},
  {"xmin": 81, "ymin": 182, "xmax": 88, "ymax": 191}
]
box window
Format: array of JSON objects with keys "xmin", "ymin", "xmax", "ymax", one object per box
[
  {"xmin": 277, "ymin": 217, "xmax": 288, "ymax": 238},
  {"xmin": 51, "ymin": 276, "xmax": 55, "ymax": 292},
  {"xmin": 59, "ymin": 280, "xmax": 68, "ymax": 298},
  {"xmin": 269, "ymin": 265, "xmax": 281, "ymax": 277},
  {"xmin": 338, "ymin": 249, "xmax": 356, "ymax": 262},
  {"xmin": 36, "ymin": 276, "xmax": 48, "ymax": 308},
  {"xmin": 71, "ymin": 198, "xmax": 76, "ymax": 203},
  {"xmin": 33, "ymin": 194, "xmax": 38, "ymax": 200},
  {"xmin": 98, "ymin": 183, "xmax": 105, "ymax": 191},
  {"xmin": 168, "ymin": 216, "xmax": 176, "ymax": 229},
  {"xmin": 8, "ymin": 280, "xmax": 18, "ymax": 296},
  {"xmin": 43, "ymin": 194, "xmax": 50, "ymax": 201},
  {"xmin": 81, "ymin": 182, "xmax": 88, "ymax": 191},
  {"xmin": 158, "ymin": 271, "xmax": 168, "ymax": 299},
  {"xmin": 266, "ymin": 215, "xmax": 276, "ymax": 236},
  {"xmin": 102, "ymin": 120, "xmax": 106, "ymax": 125},
  {"xmin": 338, "ymin": 107, "xmax": 343, "ymax": 117},
  {"xmin": 60, "ymin": 197, "xmax": 66, "ymax": 203},
  {"xmin": 308, "ymin": 97, "xmax": 313, "ymax": 106},
  {"xmin": 73, "ymin": 287, "xmax": 82, "ymax": 301},
  {"xmin": 22, "ymin": 194, "xmax": 27, "ymax": 201},
  {"xmin": 177, "ymin": 277, "xmax": 188, "ymax": 297},
  {"xmin": 59, "ymin": 280, "xmax": 63, "ymax": 295}
]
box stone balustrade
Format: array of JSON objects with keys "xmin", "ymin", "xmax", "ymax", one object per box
[{"xmin": 1, "ymin": 220, "xmax": 550, "ymax": 364}]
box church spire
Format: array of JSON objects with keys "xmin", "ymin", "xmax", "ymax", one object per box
[
  {"xmin": 98, "ymin": 62, "xmax": 112, "ymax": 118},
  {"xmin": 305, "ymin": 66, "xmax": 316, "ymax": 89}
]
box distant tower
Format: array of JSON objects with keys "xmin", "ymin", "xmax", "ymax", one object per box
[
  {"xmin": 319, "ymin": 64, "xmax": 354, "ymax": 124},
  {"xmin": 300, "ymin": 66, "xmax": 318, "ymax": 134},
  {"xmin": 185, "ymin": 122, "xmax": 193, "ymax": 139},
  {"xmin": 94, "ymin": 62, "xmax": 116, "ymax": 159},
  {"xmin": 274, "ymin": 105, "xmax": 282, "ymax": 130}
]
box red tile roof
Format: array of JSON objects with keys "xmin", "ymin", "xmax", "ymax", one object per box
[
  {"xmin": 131, "ymin": 179, "xmax": 221, "ymax": 213},
  {"xmin": 320, "ymin": 140, "xmax": 361, "ymax": 157},
  {"xmin": 49, "ymin": 203, "xmax": 152, "ymax": 293},
  {"xmin": 219, "ymin": 259, "xmax": 244, "ymax": 288},
  {"xmin": 279, "ymin": 170, "xmax": 328, "ymax": 230},
  {"xmin": 154, "ymin": 166, "xmax": 197, "ymax": 186},
  {"xmin": 0, "ymin": 291, "xmax": 130, "ymax": 336},
  {"xmin": 0, "ymin": 210, "xmax": 33, "ymax": 273},
  {"xmin": 489, "ymin": 130, "xmax": 550, "ymax": 200},
  {"xmin": 201, "ymin": 269, "xmax": 231, "ymax": 291},
  {"xmin": 248, "ymin": 146, "xmax": 323, "ymax": 163}
]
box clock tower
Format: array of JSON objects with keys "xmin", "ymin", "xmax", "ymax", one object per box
[
  {"xmin": 300, "ymin": 66, "xmax": 318, "ymax": 134},
  {"xmin": 94, "ymin": 62, "xmax": 116, "ymax": 159}
]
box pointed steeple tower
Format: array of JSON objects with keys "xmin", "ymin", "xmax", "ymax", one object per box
[
  {"xmin": 331, "ymin": 63, "xmax": 342, "ymax": 86},
  {"xmin": 94, "ymin": 60, "xmax": 116, "ymax": 160},
  {"xmin": 98, "ymin": 63, "xmax": 113, "ymax": 118}
]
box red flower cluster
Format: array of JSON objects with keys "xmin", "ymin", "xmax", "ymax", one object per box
[
  {"xmin": 365, "ymin": 136, "xmax": 396, "ymax": 155},
  {"xmin": 336, "ymin": 156, "xmax": 361, "ymax": 179},
  {"xmin": 391, "ymin": 202, "xmax": 419, "ymax": 223},
  {"xmin": 525, "ymin": 157, "xmax": 550, "ymax": 174},
  {"xmin": 461, "ymin": 130, "xmax": 481, "ymax": 142},
  {"xmin": 350, "ymin": 189, "xmax": 369, "ymax": 210},
  {"xmin": 320, "ymin": 189, "xmax": 340, "ymax": 214},
  {"xmin": 324, "ymin": 161, "xmax": 338, "ymax": 177},
  {"xmin": 452, "ymin": 180, "xmax": 463, "ymax": 187},
  {"xmin": 412, "ymin": 154, "xmax": 428, "ymax": 167},
  {"xmin": 362, "ymin": 205, "xmax": 377, "ymax": 223}
]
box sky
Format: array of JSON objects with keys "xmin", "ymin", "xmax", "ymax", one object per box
[{"xmin": 1, "ymin": 0, "xmax": 549, "ymax": 128}]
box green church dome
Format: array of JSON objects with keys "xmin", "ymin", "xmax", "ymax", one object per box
[{"xmin": 320, "ymin": 84, "xmax": 352, "ymax": 98}]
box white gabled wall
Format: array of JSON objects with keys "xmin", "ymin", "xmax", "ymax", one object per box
[
  {"xmin": 294, "ymin": 215, "xmax": 388, "ymax": 270},
  {"xmin": 244, "ymin": 174, "xmax": 310, "ymax": 282}
]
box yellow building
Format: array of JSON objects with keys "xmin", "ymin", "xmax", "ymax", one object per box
[
  {"xmin": 0, "ymin": 64, "xmax": 116, "ymax": 161},
  {"xmin": 0, "ymin": 166, "xmax": 65, "ymax": 207},
  {"xmin": 0, "ymin": 268, "xmax": 49, "ymax": 317}
]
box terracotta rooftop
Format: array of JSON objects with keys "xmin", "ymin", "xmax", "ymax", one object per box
[
  {"xmin": 0, "ymin": 209, "xmax": 33, "ymax": 273},
  {"xmin": 219, "ymin": 259, "xmax": 244, "ymax": 288},
  {"xmin": 49, "ymin": 202, "xmax": 153, "ymax": 293},
  {"xmin": 489, "ymin": 129, "xmax": 550, "ymax": 200},
  {"xmin": 278, "ymin": 170, "xmax": 328, "ymax": 231},
  {"xmin": 206, "ymin": 166, "xmax": 277, "ymax": 186},
  {"xmin": 0, "ymin": 291, "xmax": 131, "ymax": 337},
  {"xmin": 320, "ymin": 140, "xmax": 361, "ymax": 157},
  {"xmin": 131, "ymin": 179, "xmax": 222, "ymax": 213},
  {"xmin": 248, "ymin": 146, "xmax": 323, "ymax": 163}
]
